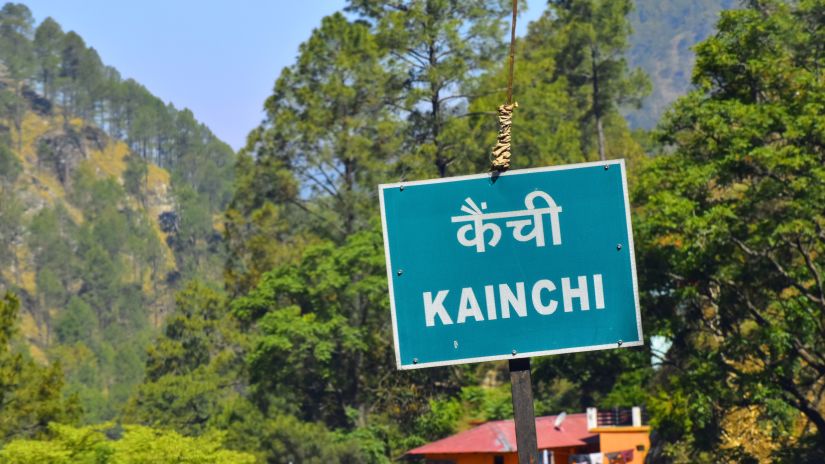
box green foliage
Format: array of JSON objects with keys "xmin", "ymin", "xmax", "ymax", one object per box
[
  {"xmin": 124, "ymin": 281, "xmax": 244, "ymax": 435},
  {"xmin": 259, "ymin": 13, "xmax": 398, "ymax": 238},
  {"xmin": 223, "ymin": 409, "xmax": 385, "ymax": 464},
  {"xmin": 0, "ymin": 140, "xmax": 21, "ymax": 184},
  {"xmin": 33, "ymin": 16, "xmax": 63, "ymax": 101},
  {"xmin": 123, "ymin": 154, "xmax": 147, "ymax": 201},
  {"xmin": 168, "ymin": 183, "xmax": 217, "ymax": 279},
  {"xmin": 0, "ymin": 3, "xmax": 34, "ymax": 142},
  {"xmin": 234, "ymin": 229, "xmax": 390, "ymax": 423},
  {"xmin": 22, "ymin": 168, "xmax": 170, "ymax": 422},
  {"xmin": 55, "ymin": 298, "xmax": 94, "ymax": 344},
  {"xmin": 3, "ymin": 2, "xmax": 234, "ymax": 279},
  {"xmin": 227, "ymin": 225, "xmax": 468, "ymax": 459},
  {"xmin": 126, "ymin": 279, "xmax": 395, "ymax": 463},
  {"xmin": 532, "ymin": 349, "xmax": 650, "ymax": 412},
  {"xmin": 346, "ymin": 0, "xmax": 509, "ymax": 177},
  {"xmin": 28, "ymin": 205, "xmax": 74, "ymax": 273},
  {"xmin": 0, "ymin": 193, "xmax": 23, "ymax": 269},
  {"xmin": 598, "ymin": 368, "xmax": 651, "ymax": 409},
  {"xmin": 225, "ymin": 12, "xmax": 398, "ymax": 293},
  {"xmin": 0, "ymin": 3, "xmax": 34, "ymax": 81},
  {"xmin": 36, "ymin": 267, "xmax": 66, "ymax": 309},
  {"xmin": 0, "ymin": 292, "xmax": 79, "ymax": 441},
  {"xmin": 0, "ymin": 141, "xmax": 23, "ymax": 271},
  {"xmin": 413, "ymin": 397, "xmax": 463, "ymax": 442},
  {"xmin": 0, "ymin": 0, "xmax": 234, "ymax": 437},
  {"xmin": 126, "ymin": 368, "xmax": 224, "ymax": 435},
  {"xmin": 459, "ymin": 385, "xmax": 514, "ymax": 422},
  {"xmin": 0, "ymin": 422, "xmax": 256, "ymax": 464},
  {"xmin": 466, "ymin": 0, "xmax": 651, "ymax": 171},
  {"xmin": 218, "ymin": 2, "xmax": 655, "ymax": 461},
  {"xmin": 409, "ymin": 383, "xmax": 513, "ymax": 442},
  {"xmin": 146, "ymin": 281, "xmax": 228, "ymax": 380},
  {"xmin": 634, "ymin": 0, "xmax": 825, "ymax": 458},
  {"xmin": 547, "ymin": 0, "xmax": 651, "ymax": 161}
]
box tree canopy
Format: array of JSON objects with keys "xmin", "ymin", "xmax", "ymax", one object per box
[{"xmin": 635, "ymin": 0, "xmax": 825, "ymax": 460}]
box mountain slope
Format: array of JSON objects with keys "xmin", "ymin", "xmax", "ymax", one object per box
[
  {"xmin": 0, "ymin": 4, "xmax": 234, "ymax": 422},
  {"xmin": 625, "ymin": 0, "xmax": 738, "ymax": 128}
]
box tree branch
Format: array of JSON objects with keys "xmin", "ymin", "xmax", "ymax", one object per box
[
  {"xmin": 733, "ymin": 237, "xmax": 825, "ymax": 307},
  {"xmin": 795, "ymin": 236, "xmax": 825, "ymax": 308}
]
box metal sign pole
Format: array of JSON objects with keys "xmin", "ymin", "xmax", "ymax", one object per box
[{"xmin": 509, "ymin": 357, "xmax": 539, "ymax": 464}]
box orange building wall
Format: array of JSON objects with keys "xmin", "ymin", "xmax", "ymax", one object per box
[
  {"xmin": 591, "ymin": 427, "xmax": 651, "ymax": 464},
  {"xmin": 546, "ymin": 446, "xmax": 579, "ymax": 463},
  {"xmin": 422, "ymin": 447, "xmax": 581, "ymax": 464},
  {"xmin": 423, "ymin": 452, "xmax": 514, "ymax": 464}
]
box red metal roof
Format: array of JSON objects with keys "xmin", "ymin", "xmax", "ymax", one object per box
[{"xmin": 407, "ymin": 413, "xmax": 595, "ymax": 454}]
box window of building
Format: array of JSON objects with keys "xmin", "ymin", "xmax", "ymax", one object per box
[{"xmin": 494, "ymin": 456, "xmax": 505, "ymax": 464}]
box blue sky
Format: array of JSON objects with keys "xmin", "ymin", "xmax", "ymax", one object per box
[{"xmin": 24, "ymin": 1, "xmax": 544, "ymax": 151}]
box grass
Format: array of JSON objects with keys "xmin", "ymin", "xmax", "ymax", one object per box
[{"xmin": 89, "ymin": 140, "xmax": 129, "ymax": 179}]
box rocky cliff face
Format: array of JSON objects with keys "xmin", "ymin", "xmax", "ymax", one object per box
[{"xmin": 1, "ymin": 94, "xmax": 177, "ymax": 360}]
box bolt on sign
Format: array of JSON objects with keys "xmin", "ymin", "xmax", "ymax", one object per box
[{"xmin": 379, "ymin": 160, "xmax": 642, "ymax": 369}]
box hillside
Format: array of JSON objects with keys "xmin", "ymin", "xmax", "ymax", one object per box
[
  {"xmin": 3, "ymin": 107, "xmax": 175, "ymax": 347},
  {"xmin": 0, "ymin": 5, "xmax": 234, "ymax": 422},
  {"xmin": 625, "ymin": 0, "xmax": 738, "ymax": 128}
]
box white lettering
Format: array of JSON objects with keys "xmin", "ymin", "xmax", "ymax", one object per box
[
  {"xmin": 505, "ymin": 191, "xmax": 563, "ymax": 247},
  {"xmin": 484, "ymin": 285, "xmax": 497, "ymax": 320},
  {"xmin": 457, "ymin": 287, "xmax": 484, "ymax": 323},
  {"xmin": 451, "ymin": 192, "xmax": 562, "ymax": 253},
  {"xmin": 499, "ymin": 282, "xmax": 527, "ymax": 318},
  {"xmin": 453, "ymin": 198, "xmax": 502, "ymax": 252},
  {"xmin": 422, "ymin": 275, "xmax": 605, "ymax": 328},
  {"xmin": 531, "ymin": 279, "xmax": 558, "ymax": 315},
  {"xmin": 562, "ymin": 276, "xmax": 590, "ymax": 312},
  {"xmin": 423, "ymin": 290, "xmax": 452, "ymax": 326},
  {"xmin": 593, "ymin": 274, "xmax": 605, "ymax": 309}
]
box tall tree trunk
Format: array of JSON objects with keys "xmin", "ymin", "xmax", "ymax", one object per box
[
  {"xmin": 780, "ymin": 376, "xmax": 825, "ymax": 449},
  {"xmin": 11, "ymin": 232, "xmax": 21, "ymax": 289},
  {"xmin": 428, "ymin": 40, "xmax": 448, "ymax": 178},
  {"xmin": 591, "ymin": 47, "xmax": 606, "ymax": 161},
  {"xmin": 14, "ymin": 81, "xmax": 24, "ymax": 152},
  {"xmin": 343, "ymin": 158, "xmax": 355, "ymax": 236},
  {"xmin": 596, "ymin": 116, "xmax": 606, "ymax": 161}
]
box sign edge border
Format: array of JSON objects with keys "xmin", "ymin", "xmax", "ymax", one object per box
[{"xmin": 379, "ymin": 185, "xmax": 404, "ymax": 369}]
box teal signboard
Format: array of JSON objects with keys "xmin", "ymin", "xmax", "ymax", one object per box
[{"xmin": 379, "ymin": 160, "xmax": 642, "ymax": 370}]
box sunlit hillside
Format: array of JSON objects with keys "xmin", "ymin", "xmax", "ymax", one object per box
[{"xmin": 0, "ymin": 7, "xmax": 235, "ymax": 422}]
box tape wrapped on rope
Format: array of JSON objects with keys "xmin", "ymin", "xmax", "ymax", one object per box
[{"xmin": 491, "ymin": 102, "xmax": 517, "ymax": 171}]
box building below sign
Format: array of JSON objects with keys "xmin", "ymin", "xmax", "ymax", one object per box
[{"xmin": 407, "ymin": 407, "xmax": 650, "ymax": 464}]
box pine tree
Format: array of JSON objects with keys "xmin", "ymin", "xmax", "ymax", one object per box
[
  {"xmin": 548, "ymin": 0, "xmax": 650, "ymax": 160},
  {"xmin": 346, "ymin": 0, "xmax": 510, "ymax": 177},
  {"xmin": 0, "ymin": 292, "xmax": 79, "ymax": 441},
  {"xmin": 33, "ymin": 17, "xmax": 63, "ymax": 102},
  {"xmin": 0, "ymin": 3, "xmax": 34, "ymax": 149}
]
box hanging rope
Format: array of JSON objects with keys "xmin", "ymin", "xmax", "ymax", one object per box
[{"xmin": 491, "ymin": 0, "xmax": 519, "ymax": 172}]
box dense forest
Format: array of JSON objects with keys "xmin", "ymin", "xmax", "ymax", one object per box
[
  {"xmin": 1, "ymin": 0, "xmax": 824, "ymax": 463},
  {"xmin": 0, "ymin": 1, "xmax": 233, "ymax": 426}
]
